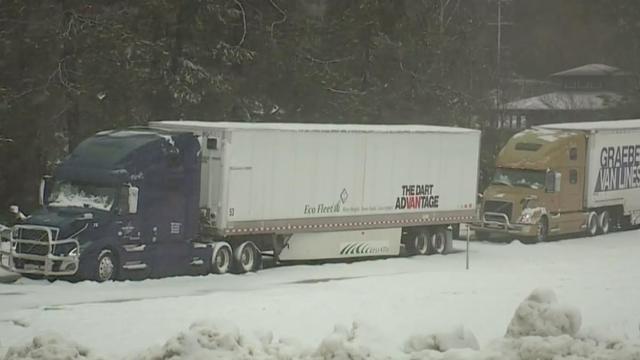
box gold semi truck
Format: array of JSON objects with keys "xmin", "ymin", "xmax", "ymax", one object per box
[{"xmin": 473, "ymin": 119, "xmax": 640, "ymax": 243}]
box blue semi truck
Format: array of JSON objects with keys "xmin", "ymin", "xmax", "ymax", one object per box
[{"xmin": 0, "ymin": 122, "xmax": 480, "ymax": 281}]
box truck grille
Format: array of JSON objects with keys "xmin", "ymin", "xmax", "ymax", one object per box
[
  {"xmin": 13, "ymin": 226, "xmax": 56, "ymax": 256},
  {"xmin": 483, "ymin": 200, "xmax": 513, "ymax": 223}
]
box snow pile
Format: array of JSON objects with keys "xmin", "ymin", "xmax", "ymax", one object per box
[
  {"xmin": 132, "ymin": 321, "xmax": 378, "ymax": 360},
  {"xmin": 2, "ymin": 333, "xmax": 100, "ymax": 360},
  {"xmin": 505, "ymin": 288, "xmax": 581, "ymax": 337},
  {"xmin": 403, "ymin": 325, "xmax": 480, "ymax": 353},
  {"xmin": 131, "ymin": 320, "xmax": 307, "ymax": 360},
  {"xmin": 4, "ymin": 289, "xmax": 640, "ymax": 360},
  {"xmin": 313, "ymin": 323, "xmax": 376, "ymax": 360}
]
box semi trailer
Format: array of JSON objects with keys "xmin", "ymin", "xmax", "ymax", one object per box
[
  {"xmin": 0, "ymin": 121, "xmax": 480, "ymax": 281},
  {"xmin": 472, "ymin": 119, "xmax": 640, "ymax": 242}
]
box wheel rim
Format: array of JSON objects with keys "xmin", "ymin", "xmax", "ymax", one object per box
[
  {"xmin": 601, "ymin": 212, "xmax": 610, "ymax": 234},
  {"xmin": 432, "ymin": 233, "xmax": 445, "ymax": 253},
  {"xmin": 215, "ymin": 248, "xmax": 230, "ymax": 272},
  {"xmin": 415, "ymin": 233, "xmax": 428, "ymax": 254},
  {"xmin": 240, "ymin": 246, "xmax": 254, "ymax": 270},
  {"xmin": 589, "ymin": 214, "xmax": 598, "ymax": 235},
  {"xmin": 98, "ymin": 254, "xmax": 114, "ymax": 281}
]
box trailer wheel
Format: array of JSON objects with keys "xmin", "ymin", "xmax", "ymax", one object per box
[
  {"xmin": 211, "ymin": 243, "xmax": 232, "ymax": 274},
  {"xmin": 598, "ymin": 210, "xmax": 611, "ymax": 235},
  {"xmin": 429, "ymin": 228, "xmax": 447, "ymax": 254},
  {"xmin": 94, "ymin": 249, "xmax": 117, "ymax": 282},
  {"xmin": 233, "ymin": 242, "xmax": 260, "ymax": 273},
  {"xmin": 408, "ymin": 230, "xmax": 430, "ymax": 255},
  {"xmin": 586, "ymin": 212, "xmax": 598, "ymax": 237}
]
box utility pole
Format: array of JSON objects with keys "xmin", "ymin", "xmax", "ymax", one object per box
[{"xmin": 488, "ymin": 0, "xmax": 513, "ymax": 128}]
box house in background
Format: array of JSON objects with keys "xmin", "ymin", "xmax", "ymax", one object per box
[{"xmin": 495, "ymin": 64, "xmax": 637, "ymax": 129}]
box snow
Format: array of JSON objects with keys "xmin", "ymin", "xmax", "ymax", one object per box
[
  {"xmin": 1, "ymin": 231, "xmax": 640, "ymax": 359},
  {"xmin": 150, "ymin": 120, "xmax": 479, "ymax": 134},
  {"xmin": 550, "ymin": 64, "xmax": 628, "ymax": 77},
  {"xmin": 503, "ymin": 91, "xmax": 622, "ymax": 110},
  {"xmin": 48, "ymin": 184, "xmax": 113, "ymax": 211},
  {"xmin": 505, "ymin": 288, "xmax": 581, "ymax": 338},
  {"xmin": 537, "ymin": 119, "xmax": 640, "ymax": 131}
]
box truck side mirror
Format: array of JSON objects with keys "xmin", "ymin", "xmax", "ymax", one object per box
[
  {"xmin": 128, "ymin": 186, "xmax": 139, "ymax": 214},
  {"xmin": 39, "ymin": 175, "xmax": 52, "ymax": 206},
  {"xmin": 545, "ymin": 170, "xmax": 555, "ymax": 193}
]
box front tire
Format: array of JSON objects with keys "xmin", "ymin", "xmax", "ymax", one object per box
[
  {"xmin": 94, "ymin": 249, "xmax": 116, "ymax": 282},
  {"xmin": 535, "ymin": 217, "xmax": 549, "ymax": 243}
]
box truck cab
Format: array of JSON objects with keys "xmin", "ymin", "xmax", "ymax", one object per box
[
  {"xmin": 1, "ymin": 128, "xmax": 211, "ymax": 281},
  {"xmin": 472, "ymin": 128, "xmax": 591, "ymax": 242}
]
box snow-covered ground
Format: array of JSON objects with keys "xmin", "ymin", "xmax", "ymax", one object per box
[{"xmin": 1, "ymin": 231, "xmax": 640, "ymax": 359}]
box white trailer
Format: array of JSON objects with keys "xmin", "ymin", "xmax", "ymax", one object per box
[
  {"xmin": 540, "ymin": 119, "xmax": 640, "ymax": 225},
  {"xmin": 151, "ymin": 121, "xmax": 480, "ymax": 264}
]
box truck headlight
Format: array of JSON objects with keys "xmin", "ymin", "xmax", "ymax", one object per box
[
  {"xmin": 68, "ymin": 247, "xmax": 79, "ymax": 256},
  {"xmin": 519, "ymin": 212, "xmax": 534, "ymax": 224}
]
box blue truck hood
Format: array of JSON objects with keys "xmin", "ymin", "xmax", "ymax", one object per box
[{"xmin": 20, "ymin": 207, "xmax": 111, "ymax": 240}]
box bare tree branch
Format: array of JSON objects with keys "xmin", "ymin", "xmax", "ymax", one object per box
[
  {"xmin": 233, "ymin": 0, "xmax": 247, "ymax": 47},
  {"xmin": 268, "ymin": 0, "xmax": 287, "ymax": 41},
  {"xmin": 326, "ymin": 87, "xmax": 367, "ymax": 96}
]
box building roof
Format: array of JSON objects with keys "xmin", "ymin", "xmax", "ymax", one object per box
[
  {"xmin": 151, "ymin": 121, "xmax": 479, "ymax": 134},
  {"xmin": 503, "ymin": 91, "xmax": 623, "ymax": 111},
  {"xmin": 550, "ymin": 64, "xmax": 631, "ymax": 77}
]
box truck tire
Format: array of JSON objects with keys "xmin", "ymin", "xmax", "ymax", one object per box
[
  {"xmin": 406, "ymin": 230, "xmax": 429, "ymax": 256},
  {"xmin": 233, "ymin": 241, "xmax": 261, "ymax": 273},
  {"xmin": 429, "ymin": 228, "xmax": 447, "ymax": 254},
  {"xmin": 586, "ymin": 212, "xmax": 598, "ymax": 237},
  {"xmin": 211, "ymin": 243, "xmax": 232, "ymax": 274},
  {"xmin": 94, "ymin": 249, "xmax": 117, "ymax": 282},
  {"xmin": 598, "ymin": 210, "xmax": 611, "ymax": 235},
  {"xmin": 535, "ymin": 217, "xmax": 549, "ymax": 243}
]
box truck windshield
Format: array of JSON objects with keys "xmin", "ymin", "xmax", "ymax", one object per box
[
  {"xmin": 47, "ymin": 181, "xmax": 116, "ymax": 211},
  {"xmin": 492, "ymin": 168, "xmax": 546, "ymax": 190}
]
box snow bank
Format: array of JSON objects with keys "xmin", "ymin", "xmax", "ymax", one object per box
[
  {"xmin": 131, "ymin": 320, "xmax": 307, "ymax": 360},
  {"xmin": 5, "ymin": 288, "xmax": 640, "ymax": 360},
  {"xmin": 506, "ymin": 288, "xmax": 581, "ymax": 337},
  {"xmin": 403, "ymin": 325, "xmax": 479, "ymax": 353},
  {"xmin": 2, "ymin": 333, "xmax": 100, "ymax": 360}
]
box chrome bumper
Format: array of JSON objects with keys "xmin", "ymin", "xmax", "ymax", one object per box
[
  {"xmin": 0, "ymin": 225, "xmax": 80, "ymax": 276},
  {"xmin": 470, "ymin": 212, "xmax": 536, "ymax": 236}
]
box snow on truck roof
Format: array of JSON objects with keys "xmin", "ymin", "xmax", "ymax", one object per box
[
  {"xmin": 150, "ymin": 120, "xmax": 478, "ymax": 134},
  {"xmin": 536, "ymin": 119, "xmax": 640, "ymax": 132}
]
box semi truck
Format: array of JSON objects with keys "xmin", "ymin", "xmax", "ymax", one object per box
[
  {"xmin": 0, "ymin": 121, "xmax": 480, "ymax": 281},
  {"xmin": 472, "ymin": 119, "xmax": 640, "ymax": 243}
]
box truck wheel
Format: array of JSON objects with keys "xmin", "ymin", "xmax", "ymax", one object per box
[
  {"xmin": 535, "ymin": 217, "xmax": 549, "ymax": 243},
  {"xmin": 407, "ymin": 230, "xmax": 429, "ymax": 255},
  {"xmin": 429, "ymin": 228, "xmax": 447, "ymax": 254},
  {"xmin": 94, "ymin": 249, "xmax": 116, "ymax": 282},
  {"xmin": 587, "ymin": 212, "xmax": 598, "ymax": 236},
  {"xmin": 211, "ymin": 244, "xmax": 232, "ymax": 274},
  {"xmin": 233, "ymin": 242, "xmax": 260, "ymax": 273},
  {"xmin": 598, "ymin": 210, "xmax": 611, "ymax": 234}
]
